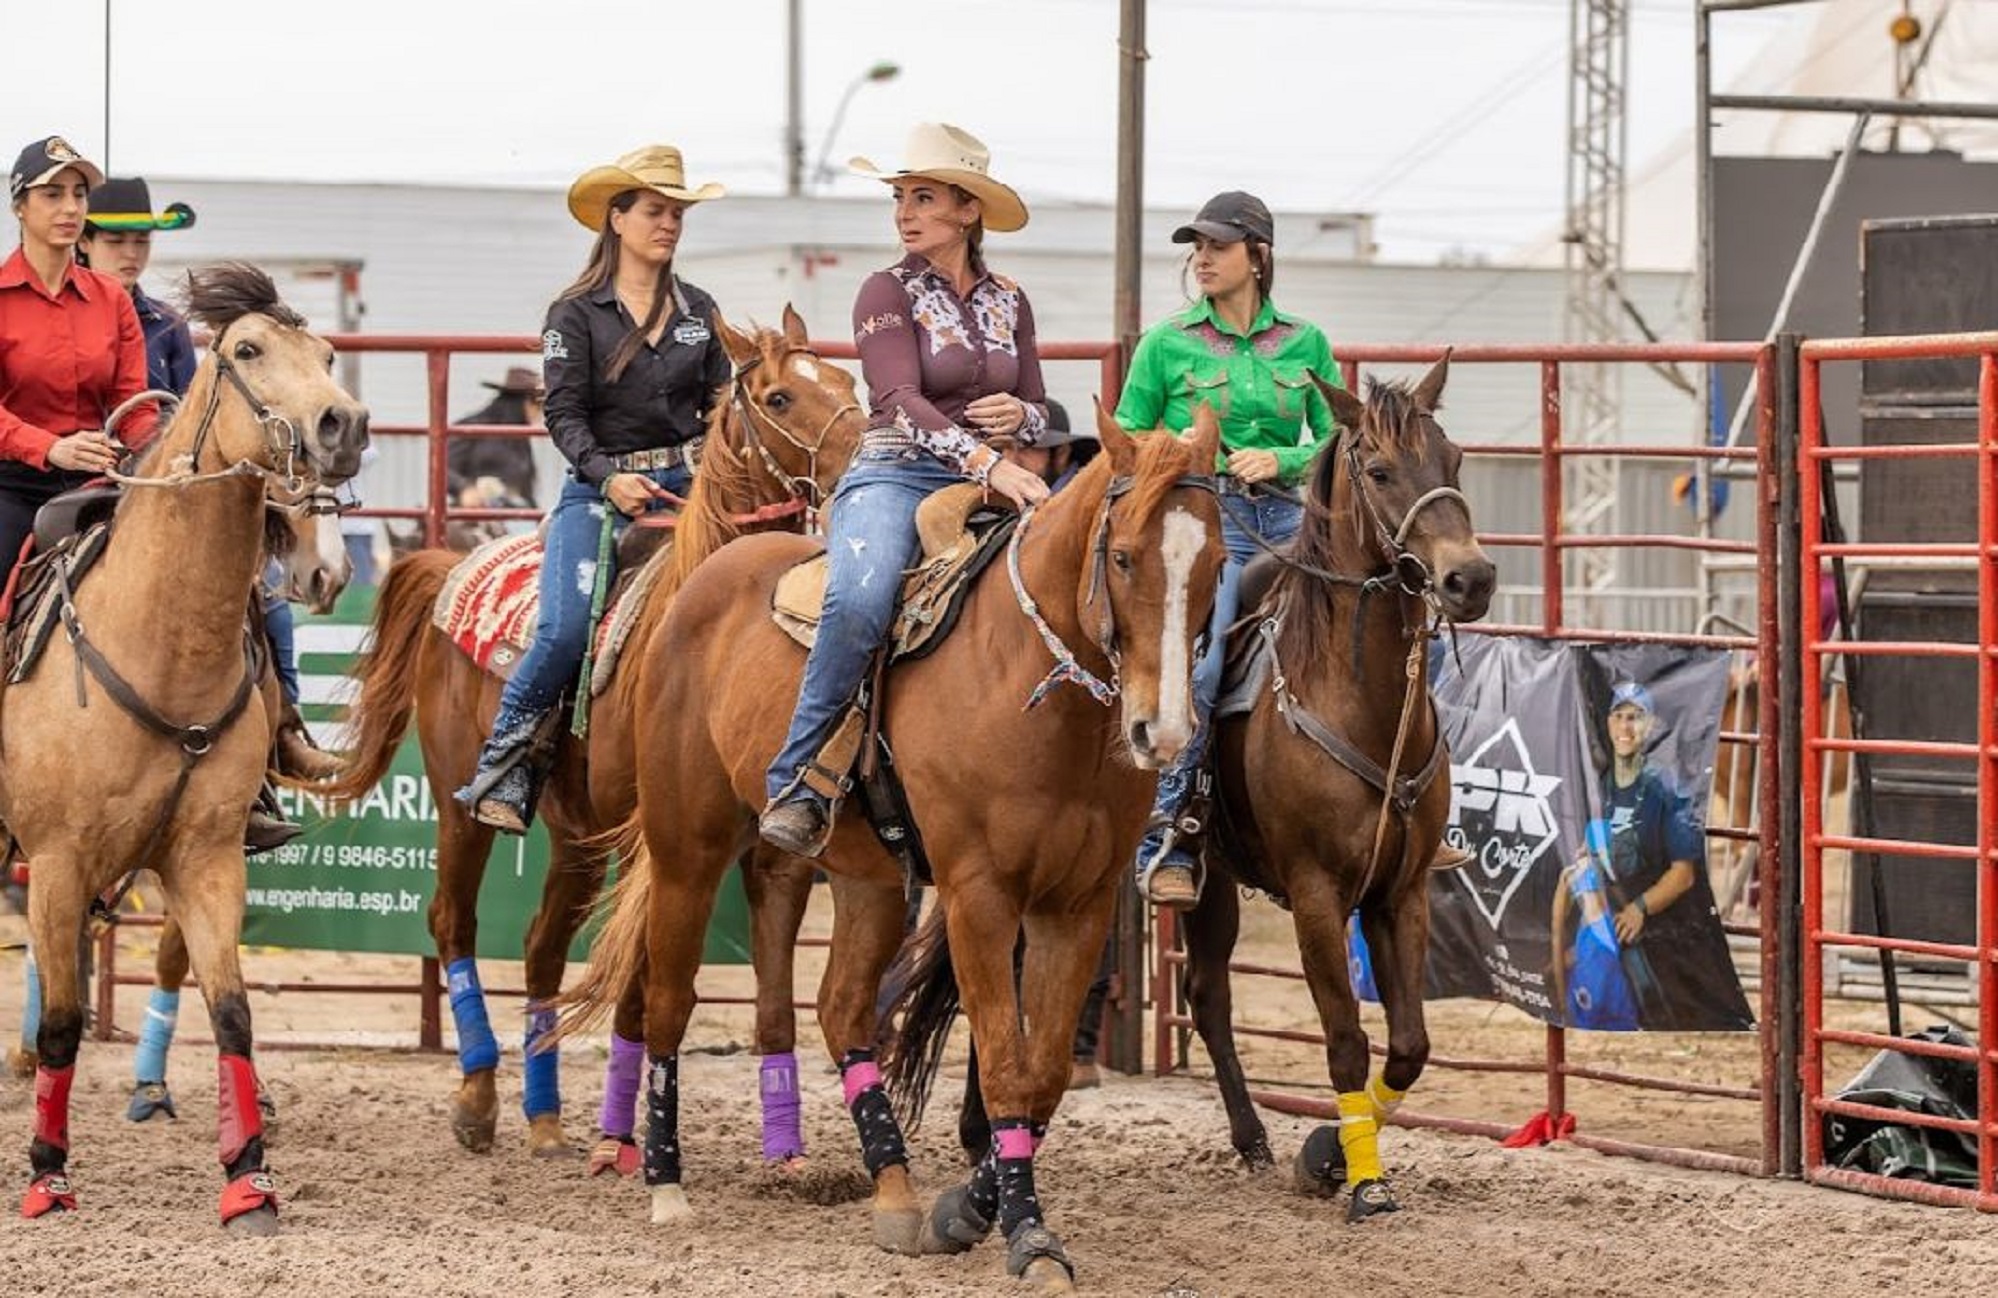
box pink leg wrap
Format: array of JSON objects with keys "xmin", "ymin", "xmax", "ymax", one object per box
[
  {"xmin": 217, "ymin": 1055, "xmax": 264, "ymax": 1166},
  {"xmin": 33, "ymin": 1065, "xmax": 73, "ymax": 1153},
  {"xmin": 840, "ymin": 1059, "xmax": 883, "ymax": 1108},
  {"xmin": 995, "ymin": 1125, "xmax": 1037, "ymax": 1161}
]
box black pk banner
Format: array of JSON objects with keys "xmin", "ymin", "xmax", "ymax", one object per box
[{"xmin": 1353, "ymin": 636, "xmax": 1753, "ymax": 1032}]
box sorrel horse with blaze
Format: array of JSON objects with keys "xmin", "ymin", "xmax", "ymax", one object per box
[
  {"xmin": 1180, "ymin": 357, "xmax": 1495, "ymax": 1219},
  {"xmin": 561, "ymin": 408, "xmax": 1224, "ymax": 1292},
  {"xmin": 0, "ymin": 264, "xmax": 369, "ymax": 1232},
  {"xmin": 322, "ymin": 309, "xmax": 862, "ymax": 1164}
]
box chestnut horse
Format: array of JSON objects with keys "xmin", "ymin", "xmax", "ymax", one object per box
[
  {"xmin": 323, "ymin": 309, "xmax": 862, "ymax": 1162},
  {"xmin": 561, "ymin": 408, "xmax": 1224, "ymax": 1292},
  {"xmin": 0, "ymin": 264, "xmax": 368, "ymax": 1232},
  {"xmin": 1179, "ymin": 358, "xmax": 1495, "ymax": 1220}
]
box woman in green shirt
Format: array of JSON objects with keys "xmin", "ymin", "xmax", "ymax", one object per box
[{"xmin": 1115, "ymin": 190, "xmax": 1337, "ymax": 908}]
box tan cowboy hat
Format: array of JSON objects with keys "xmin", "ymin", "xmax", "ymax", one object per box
[
  {"xmin": 849, "ymin": 123, "xmax": 1028, "ymax": 233},
  {"xmin": 566, "ymin": 144, "xmax": 726, "ymax": 231}
]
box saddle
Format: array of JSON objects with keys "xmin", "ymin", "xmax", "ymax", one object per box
[
  {"xmin": 4, "ymin": 522, "xmax": 114, "ymax": 685},
  {"xmin": 770, "ymin": 483, "xmax": 1017, "ymax": 661}
]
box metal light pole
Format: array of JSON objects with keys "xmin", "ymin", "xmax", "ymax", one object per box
[
  {"xmin": 785, "ymin": 0, "xmax": 804, "ymax": 196},
  {"xmin": 1112, "ymin": 0, "xmax": 1148, "ymax": 360},
  {"xmin": 812, "ymin": 61, "xmax": 901, "ymax": 192}
]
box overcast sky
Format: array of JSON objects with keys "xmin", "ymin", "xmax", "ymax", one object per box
[{"xmin": 10, "ymin": 0, "xmax": 1793, "ymax": 263}]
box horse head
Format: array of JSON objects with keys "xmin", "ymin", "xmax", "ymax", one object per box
[
  {"xmin": 1310, "ymin": 352, "xmax": 1494, "ymax": 623},
  {"xmin": 713, "ymin": 305, "xmax": 865, "ymax": 509},
  {"xmin": 1079, "ymin": 402, "xmax": 1225, "ymax": 769}
]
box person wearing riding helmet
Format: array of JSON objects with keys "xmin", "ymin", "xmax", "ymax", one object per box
[
  {"xmin": 456, "ymin": 144, "xmax": 729, "ymax": 834},
  {"xmin": 0, "ymin": 137, "xmax": 157, "ymax": 571},
  {"xmin": 757, "ymin": 122, "xmax": 1051, "ymax": 857},
  {"xmin": 1117, "ymin": 190, "xmax": 1468, "ymax": 911}
]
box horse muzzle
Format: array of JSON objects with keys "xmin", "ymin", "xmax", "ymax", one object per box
[
  {"xmin": 1125, "ymin": 713, "xmax": 1195, "ymax": 772},
  {"xmin": 1435, "ymin": 553, "xmax": 1497, "ymax": 623},
  {"xmin": 307, "ymin": 403, "xmax": 371, "ymax": 484}
]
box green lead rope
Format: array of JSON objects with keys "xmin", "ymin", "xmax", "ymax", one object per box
[{"xmin": 570, "ymin": 502, "xmax": 619, "ymax": 739}]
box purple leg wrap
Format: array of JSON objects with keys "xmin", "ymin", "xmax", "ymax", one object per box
[
  {"xmin": 599, "ymin": 1033, "xmax": 644, "ymax": 1139},
  {"xmin": 759, "ymin": 1052, "xmax": 805, "ymax": 1161}
]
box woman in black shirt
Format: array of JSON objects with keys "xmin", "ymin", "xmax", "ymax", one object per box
[{"xmin": 457, "ymin": 144, "xmax": 729, "ymax": 833}]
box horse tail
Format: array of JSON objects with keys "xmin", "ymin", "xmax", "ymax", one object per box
[
  {"xmin": 880, "ymin": 902, "xmax": 959, "ymax": 1132},
  {"xmin": 319, "ymin": 549, "xmax": 457, "ymax": 802},
  {"xmin": 552, "ymin": 812, "xmax": 653, "ymax": 1043}
]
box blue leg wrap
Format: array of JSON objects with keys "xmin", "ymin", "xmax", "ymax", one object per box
[
  {"xmin": 21, "ymin": 946, "xmax": 41, "ymax": 1050},
  {"xmin": 447, "ymin": 958, "xmax": 500, "ymax": 1074},
  {"xmin": 133, "ymin": 987, "xmax": 180, "ymax": 1084},
  {"xmin": 522, "ymin": 1007, "xmax": 560, "ymax": 1118}
]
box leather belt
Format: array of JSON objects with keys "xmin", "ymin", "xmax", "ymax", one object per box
[{"xmin": 610, "ymin": 440, "xmax": 702, "ymax": 472}]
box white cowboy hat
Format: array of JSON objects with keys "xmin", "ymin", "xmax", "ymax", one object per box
[
  {"xmin": 849, "ymin": 123, "xmax": 1028, "ymax": 233},
  {"xmin": 566, "ymin": 145, "xmax": 726, "ymax": 231}
]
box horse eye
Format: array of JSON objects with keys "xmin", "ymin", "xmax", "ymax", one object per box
[
  {"xmin": 1112, "ymin": 550, "xmax": 1133, "ymax": 573},
  {"xmin": 233, "ymin": 341, "xmax": 261, "ymax": 361},
  {"xmin": 1366, "ymin": 465, "xmax": 1391, "ymax": 485},
  {"xmin": 766, "ymin": 391, "xmax": 792, "ymax": 412}
]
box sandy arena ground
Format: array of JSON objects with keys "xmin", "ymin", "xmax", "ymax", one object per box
[{"xmin": 0, "ymin": 886, "xmax": 1986, "ymax": 1298}]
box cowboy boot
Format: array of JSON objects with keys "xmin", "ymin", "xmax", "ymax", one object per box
[
  {"xmin": 274, "ymin": 700, "xmax": 343, "ymax": 783},
  {"xmin": 454, "ymin": 704, "xmax": 549, "ymax": 836},
  {"xmin": 1431, "ymin": 841, "xmax": 1476, "ymax": 872},
  {"xmin": 246, "ymin": 781, "xmax": 303, "ymax": 855},
  {"xmin": 1134, "ymin": 761, "xmax": 1205, "ymax": 910},
  {"xmin": 757, "ymin": 793, "xmax": 829, "ymax": 860}
]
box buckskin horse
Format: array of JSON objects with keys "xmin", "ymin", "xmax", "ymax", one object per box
[
  {"xmin": 1176, "ymin": 356, "xmax": 1495, "ymax": 1220},
  {"xmin": 322, "ymin": 308, "xmax": 863, "ymax": 1166},
  {"xmin": 560, "ymin": 407, "xmax": 1224, "ymax": 1292},
  {"xmin": 0, "ymin": 263, "xmax": 369, "ymax": 1232}
]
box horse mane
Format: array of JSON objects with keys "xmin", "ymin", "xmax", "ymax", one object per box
[
  {"xmin": 1275, "ymin": 374, "xmax": 1430, "ymax": 665},
  {"xmin": 183, "ymin": 262, "xmax": 306, "ymax": 333},
  {"xmin": 1118, "ymin": 428, "xmax": 1205, "ymax": 531}
]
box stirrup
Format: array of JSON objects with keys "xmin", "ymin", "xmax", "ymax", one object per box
[
  {"xmin": 1135, "ymin": 815, "xmax": 1204, "ymax": 910},
  {"xmin": 757, "ymin": 795, "xmax": 830, "ymax": 859}
]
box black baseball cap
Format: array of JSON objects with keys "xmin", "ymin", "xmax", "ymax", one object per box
[
  {"xmin": 9, "ymin": 136, "xmax": 105, "ymax": 200},
  {"xmin": 1171, "ymin": 190, "xmax": 1275, "ymax": 246}
]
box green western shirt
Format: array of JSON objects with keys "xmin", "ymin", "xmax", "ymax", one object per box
[{"xmin": 1114, "ymin": 296, "xmax": 1341, "ymax": 484}]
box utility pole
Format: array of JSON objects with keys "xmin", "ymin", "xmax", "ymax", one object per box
[
  {"xmin": 1563, "ymin": 0, "xmax": 1628, "ymax": 624},
  {"xmin": 1113, "ymin": 0, "xmax": 1147, "ymax": 361},
  {"xmin": 785, "ymin": 0, "xmax": 804, "ymax": 197}
]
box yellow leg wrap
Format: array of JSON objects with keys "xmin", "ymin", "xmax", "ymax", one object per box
[
  {"xmin": 1336, "ymin": 1091, "xmax": 1384, "ymax": 1185},
  {"xmin": 1367, "ymin": 1076, "xmax": 1407, "ymax": 1124}
]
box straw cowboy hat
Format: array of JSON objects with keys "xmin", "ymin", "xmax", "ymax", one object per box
[
  {"xmin": 849, "ymin": 123, "xmax": 1029, "ymax": 233},
  {"xmin": 566, "ymin": 144, "xmax": 726, "ymax": 231},
  {"xmin": 86, "ymin": 176, "xmax": 196, "ymax": 232}
]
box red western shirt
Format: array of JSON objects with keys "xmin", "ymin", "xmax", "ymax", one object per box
[{"xmin": 0, "ymin": 246, "xmax": 159, "ymax": 469}]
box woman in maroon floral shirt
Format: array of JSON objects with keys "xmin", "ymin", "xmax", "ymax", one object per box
[{"xmin": 760, "ymin": 122, "xmax": 1051, "ymax": 855}]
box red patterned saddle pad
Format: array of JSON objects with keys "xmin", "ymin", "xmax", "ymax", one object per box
[{"xmin": 432, "ymin": 533, "xmax": 544, "ymax": 679}]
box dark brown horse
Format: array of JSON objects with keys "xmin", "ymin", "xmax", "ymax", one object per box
[
  {"xmin": 1179, "ymin": 357, "xmax": 1494, "ymax": 1219},
  {"xmin": 1, "ymin": 264, "xmax": 369, "ymax": 1232},
  {"xmin": 561, "ymin": 408, "xmax": 1224, "ymax": 1290},
  {"xmin": 323, "ymin": 309, "xmax": 862, "ymax": 1162}
]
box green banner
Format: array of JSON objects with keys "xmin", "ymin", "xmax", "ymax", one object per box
[{"xmin": 241, "ymin": 582, "xmax": 750, "ymax": 963}]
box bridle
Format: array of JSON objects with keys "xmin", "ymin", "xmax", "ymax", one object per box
[
  {"xmin": 726, "ymin": 346, "xmax": 860, "ymax": 527},
  {"xmin": 1011, "ymin": 467, "xmax": 1220, "ymax": 710}
]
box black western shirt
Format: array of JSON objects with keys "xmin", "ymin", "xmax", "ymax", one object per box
[{"xmin": 539, "ymin": 276, "xmax": 729, "ymax": 488}]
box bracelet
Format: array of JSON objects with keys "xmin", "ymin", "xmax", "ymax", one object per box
[{"xmin": 1635, "ymin": 894, "xmax": 1650, "ymax": 918}]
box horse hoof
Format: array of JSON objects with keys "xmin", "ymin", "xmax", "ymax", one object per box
[
  {"xmin": 224, "ymin": 1205, "xmax": 280, "ymax": 1237},
  {"xmin": 527, "ymin": 1115, "xmax": 572, "ymax": 1158},
  {"xmin": 6, "ymin": 1047, "xmax": 37, "ymax": 1080},
  {"xmin": 921, "ymin": 1184, "xmax": 995, "ymax": 1256},
  {"xmin": 649, "ymin": 1184, "xmax": 693, "ymax": 1225},
  {"xmin": 1241, "ymin": 1138, "xmax": 1276, "ymax": 1173},
  {"xmin": 220, "ymin": 1169, "xmax": 281, "ymax": 1234},
  {"xmin": 1005, "ymin": 1223, "xmax": 1076, "ymax": 1291},
  {"xmin": 588, "ymin": 1137, "xmax": 640, "ymax": 1178},
  {"xmin": 127, "ymin": 1081, "xmax": 179, "ymax": 1123},
  {"xmin": 766, "ymin": 1154, "xmax": 810, "ymax": 1175},
  {"xmin": 451, "ymin": 1108, "xmax": 497, "ymax": 1154},
  {"xmin": 1293, "ymin": 1125, "xmax": 1345, "ymax": 1198},
  {"xmin": 20, "ymin": 1173, "xmax": 76, "ymax": 1218},
  {"xmin": 1346, "ymin": 1178, "xmax": 1401, "ymax": 1222},
  {"xmin": 873, "ymin": 1205, "xmax": 925, "ymax": 1257}
]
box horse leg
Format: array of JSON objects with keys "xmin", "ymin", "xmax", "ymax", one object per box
[
  {"xmin": 1181, "ymin": 875, "xmax": 1274, "ymax": 1169},
  {"xmin": 431, "ymin": 800, "xmax": 500, "ymax": 1153},
  {"xmin": 816, "ymin": 875, "xmax": 924, "ymax": 1255},
  {"xmin": 127, "ymin": 916, "xmax": 190, "ymax": 1122},
  {"xmin": 587, "ymin": 973, "xmax": 646, "ymax": 1179},
  {"xmin": 744, "ymin": 847, "xmax": 812, "ymax": 1167},
  {"xmin": 638, "ymin": 851, "xmax": 730, "ymax": 1226},
  {"xmin": 20, "ymin": 862, "xmax": 88, "ymax": 1218},
  {"xmin": 158, "ymin": 855, "xmax": 279, "ymax": 1235},
  {"xmin": 519, "ymin": 830, "xmax": 606, "ymax": 1158},
  {"xmin": 957, "ymin": 1037, "xmax": 990, "ymax": 1167},
  {"xmin": 1291, "ymin": 884, "xmax": 1395, "ymax": 1222},
  {"xmin": 1359, "ymin": 896, "xmax": 1432, "ymax": 1125}
]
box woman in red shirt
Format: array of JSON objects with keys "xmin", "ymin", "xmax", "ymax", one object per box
[{"xmin": 0, "ymin": 136, "xmax": 157, "ymax": 567}]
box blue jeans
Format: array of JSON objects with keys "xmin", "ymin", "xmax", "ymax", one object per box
[
  {"xmin": 765, "ymin": 449, "xmax": 964, "ymax": 805},
  {"xmin": 494, "ymin": 465, "xmax": 691, "ymax": 722},
  {"xmin": 1146, "ymin": 486, "xmax": 1303, "ymax": 831},
  {"xmin": 263, "ymin": 596, "xmax": 299, "ymax": 705}
]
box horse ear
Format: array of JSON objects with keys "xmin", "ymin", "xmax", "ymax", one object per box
[
  {"xmin": 1186, "ymin": 402, "xmax": 1222, "ymax": 470},
  {"xmin": 715, "ymin": 310, "xmax": 757, "ymax": 368},
  {"xmin": 780, "ymin": 303, "xmax": 811, "ymax": 350},
  {"xmin": 1094, "ymin": 399, "xmax": 1137, "ymax": 474},
  {"xmin": 1412, "ymin": 348, "xmax": 1452, "ymax": 413},
  {"xmin": 1311, "ymin": 370, "xmax": 1367, "ymax": 432}
]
